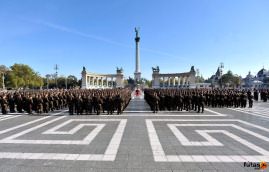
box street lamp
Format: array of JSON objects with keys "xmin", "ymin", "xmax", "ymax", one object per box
[
  {"xmin": 219, "ymin": 62, "xmax": 224, "ymax": 88},
  {"xmin": 65, "ymin": 76, "xmax": 68, "ymax": 89},
  {"xmin": 45, "ymin": 74, "xmax": 51, "ymax": 89},
  {"xmin": 54, "ymin": 64, "xmax": 59, "ymax": 88}
]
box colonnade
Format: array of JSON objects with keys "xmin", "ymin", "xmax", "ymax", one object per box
[
  {"xmin": 85, "ymin": 75, "xmax": 116, "ymax": 88},
  {"xmin": 152, "ymin": 75, "xmax": 194, "ymax": 88},
  {"xmin": 152, "ymin": 66, "xmax": 196, "ymax": 89},
  {"xmin": 81, "ymin": 67, "xmax": 124, "ymax": 89}
]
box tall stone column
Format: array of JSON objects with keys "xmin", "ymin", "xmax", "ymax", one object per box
[
  {"xmin": 173, "ymin": 77, "xmax": 175, "ymax": 87},
  {"xmin": 168, "ymin": 77, "xmax": 170, "ymax": 87},
  {"xmin": 134, "ymin": 27, "xmax": 141, "ymax": 82}
]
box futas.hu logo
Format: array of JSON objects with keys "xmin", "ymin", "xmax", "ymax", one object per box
[{"xmin": 244, "ymin": 161, "xmax": 267, "ymax": 170}]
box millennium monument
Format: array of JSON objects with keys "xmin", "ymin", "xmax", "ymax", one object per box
[{"xmin": 134, "ymin": 27, "xmax": 141, "ymax": 82}]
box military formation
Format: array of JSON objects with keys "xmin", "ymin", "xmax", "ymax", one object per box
[
  {"xmin": 0, "ymin": 88, "xmax": 131, "ymax": 115},
  {"xmin": 1, "ymin": 87, "xmax": 268, "ymax": 115},
  {"xmin": 145, "ymin": 88, "xmax": 269, "ymax": 113}
]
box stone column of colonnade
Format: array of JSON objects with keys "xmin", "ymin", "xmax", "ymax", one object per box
[
  {"xmin": 106, "ymin": 77, "xmax": 108, "ymax": 87},
  {"xmin": 101, "ymin": 77, "xmax": 103, "ymax": 87},
  {"xmin": 173, "ymin": 77, "xmax": 176, "ymax": 86},
  {"xmin": 111, "ymin": 77, "xmax": 114, "ymax": 87},
  {"xmin": 178, "ymin": 77, "xmax": 181, "ymax": 87},
  {"xmin": 182, "ymin": 77, "xmax": 186, "ymax": 86}
]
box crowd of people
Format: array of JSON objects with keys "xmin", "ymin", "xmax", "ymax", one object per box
[
  {"xmin": 0, "ymin": 88, "xmax": 132, "ymax": 115},
  {"xmin": 145, "ymin": 88, "xmax": 269, "ymax": 113},
  {"xmin": 1, "ymin": 87, "xmax": 268, "ymax": 115}
]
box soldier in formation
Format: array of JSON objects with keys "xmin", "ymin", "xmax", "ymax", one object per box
[
  {"xmin": 260, "ymin": 89, "xmax": 269, "ymax": 102},
  {"xmin": 0, "ymin": 88, "xmax": 131, "ymax": 115},
  {"xmin": 144, "ymin": 88, "xmax": 264, "ymax": 113}
]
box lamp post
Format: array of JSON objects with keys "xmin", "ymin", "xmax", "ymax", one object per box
[
  {"xmin": 54, "ymin": 64, "xmax": 59, "ymax": 88},
  {"xmin": 219, "ymin": 62, "xmax": 224, "ymax": 89},
  {"xmin": 45, "ymin": 74, "xmax": 51, "ymax": 89},
  {"xmin": 65, "ymin": 76, "xmax": 68, "ymax": 89}
]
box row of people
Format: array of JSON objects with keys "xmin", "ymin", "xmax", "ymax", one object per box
[
  {"xmin": 0, "ymin": 88, "xmax": 131, "ymax": 115},
  {"xmin": 144, "ymin": 88, "xmax": 258, "ymax": 113},
  {"xmin": 255, "ymin": 89, "xmax": 269, "ymax": 102}
]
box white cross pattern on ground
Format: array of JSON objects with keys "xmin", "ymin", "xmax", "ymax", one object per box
[{"xmin": 146, "ymin": 119, "xmax": 269, "ymax": 162}]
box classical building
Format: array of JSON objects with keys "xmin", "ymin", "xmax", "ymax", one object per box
[
  {"xmin": 81, "ymin": 67, "xmax": 124, "ymax": 89},
  {"xmin": 208, "ymin": 67, "xmax": 222, "ymax": 87},
  {"xmin": 242, "ymin": 68, "xmax": 269, "ymax": 88},
  {"xmin": 152, "ymin": 66, "xmax": 196, "ymax": 88}
]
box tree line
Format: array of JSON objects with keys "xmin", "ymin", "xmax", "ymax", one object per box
[{"xmin": 0, "ymin": 64, "xmax": 80, "ymax": 89}]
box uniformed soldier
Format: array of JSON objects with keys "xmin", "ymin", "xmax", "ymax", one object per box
[
  {"xmin": 36, "ymin": 95, "xmax": 43, "ymax": 114},
  {"xmin": 152, "ymin": 92, "xmax": 160, "ymax": 113},
  {"xmin": 8, "ymin": 94, "xmax": 15, "ymax": 113},
  {"xmin": 0, "ymin": 95, "xmax": 8, "ymax": 114},
  {"xmin": 115, "ymin": 94, "xmax": 123, "ymax": 115},
  {"xmin": 254, "ymin": 89, "xmax": 258, "ymax": 101},
  {"xmin": 197, "ymin": 93, "xmax": 205, "ymax": 113},
  {"xmin": 43, "ymin": 94, "xmax": 49, "ymax": 113}
]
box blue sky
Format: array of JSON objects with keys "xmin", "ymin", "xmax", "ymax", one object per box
[{"xmin": 0, "ymin": 0, "xmax": 269, "ymax": 80}]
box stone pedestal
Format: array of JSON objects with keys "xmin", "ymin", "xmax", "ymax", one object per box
[
  {"xmin": 116, "ymin": 70, "xmax": 124, "ymax": 88},
  {"xmin": 152, "ymin": 71, "xmax": 160, "ymax": 88},
  {"xmin": 81, "ymin": 67, "xmax": 87, "ymax": 89}
]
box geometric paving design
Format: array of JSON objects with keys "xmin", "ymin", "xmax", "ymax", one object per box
[
  {"xmin": 0, "ymin": 118, "xmax": 127, "ymax": 161},
  {"xmin": 146, "ymin": 119, "xmax": 269, "ymax": 162},
  {"xmin": 0, "ymin": 101, "xmax": 269, "ymax": 171}
]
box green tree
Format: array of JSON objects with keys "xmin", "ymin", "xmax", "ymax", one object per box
[
  {"xmin": 6, "ymin": 64, "xmax": 43, "ymax": 89},
  {"xmin": 233, "ymin": 75, "xmax": 241, "ymax": 88},
  {"xmin": 195, "ymin": 75, "xmax": 205, "ymax": 83},
  {"xmin": 220, "ymin": 70, "xmax": 242, "ymax": 88},
  {"xmin": 67, "ymin": 75, "xmax": 79, "ymax": 88}
]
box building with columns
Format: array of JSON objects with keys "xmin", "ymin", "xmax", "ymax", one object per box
[
  {"xmin": 152, "ymin": 66, "xmax": 196, "ymax": 88},
  {"xmin": 81, "ymin": 67, "xmax": 124, "ymax": 89}
]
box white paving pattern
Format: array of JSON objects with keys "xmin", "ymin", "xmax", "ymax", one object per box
[
  {"xmin": 0, "ymin": 118, "xmax": 127, "ymax": 161},
  {"xmin": 229, "ymin": 105, "xmax": 269, "ymax": 119},
  {"xmin": 0, "ymin": 115, "xmax": 22, "ymax": 121},
  {"xmin": 146, "ymin": 119, "xmax": 269, "ymax": 162}
]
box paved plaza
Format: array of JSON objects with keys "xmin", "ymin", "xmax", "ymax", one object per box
[{"xmin": 0, "ymin": 99, "xmax": 269, "ymax": 172}]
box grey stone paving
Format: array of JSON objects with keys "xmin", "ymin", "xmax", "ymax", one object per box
[
  {"xmin": 124, "ymin": 97, "xmax": 151, "ymax": 112},
  {"xmin": 0, "ymin": 101, "xmax": 268, "ymax": 172}
]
